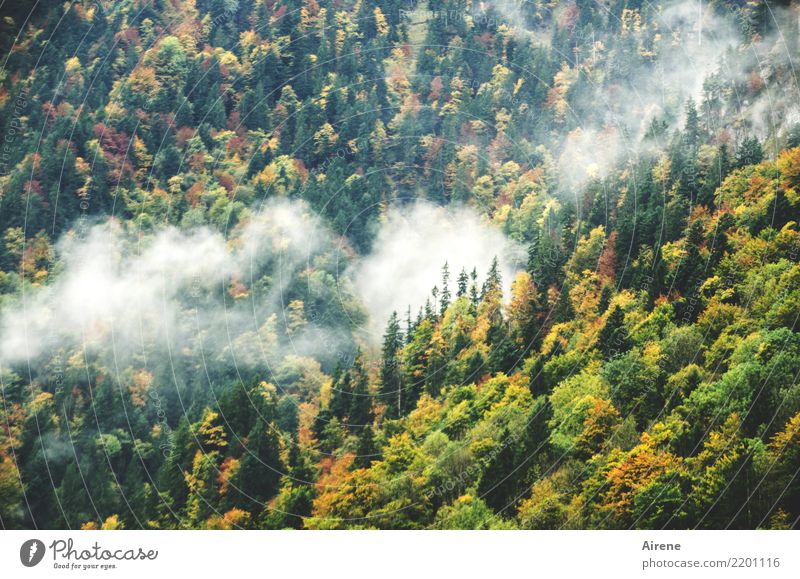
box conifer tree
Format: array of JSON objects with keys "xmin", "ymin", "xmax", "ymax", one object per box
[
  {"xmin": 230, "ymin": 418, "xmax": 283, "ymax": 509},
  {"xmin": 469, "ymin": 268, "xmax": 480, "ymax": 309},
  {"xmin": 440, "ymin": 262, "xmax": 451, "ymax": 315},
  {"xmin": 354, "ymin": 426, "xmax": 378, "ymax": 469},
  {"xmin": 457, "ymin": 267, "xmax": 469, "ymax": 297},
  {"xmin": 598, "ymin": 305, "xmax": 629, "ymax": 359},
  {"xmin": 381, "ymin": 312, "xmax": 404, "ymax": 418},
  {"xmin": 348, "ymin": 353, "xmax": 373, "ymax": 431},
  {"xmin": 736, "ymin": 135, "xmax": 764, "ymax": 167}
]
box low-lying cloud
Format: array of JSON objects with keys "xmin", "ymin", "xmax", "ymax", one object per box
[
  {"xmin": 0, "ymin": 200, "xmax": 526, "ymax": 371},
  {"xmin": 352, "ymin": 201, "xmax": 526, "ymax": 338},
  {"xmin": 0, "ymin": 199, "xmax": 331, "ymax": 369},
  {"xmin": 538, "ymin": 0, "xmax": 800, "ymax": 186}
]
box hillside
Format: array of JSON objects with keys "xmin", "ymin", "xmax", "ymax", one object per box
[{"xmin": 0, "ymin": 0, "xmax": 798, "ymax": 530}]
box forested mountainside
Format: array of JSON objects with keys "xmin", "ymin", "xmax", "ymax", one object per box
[{"xmin": 0, "ymin": 0, "xmax": 799, "ymax": 530}]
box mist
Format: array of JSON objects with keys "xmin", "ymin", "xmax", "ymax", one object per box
[
  {"xmin": 486, "ymin": 0, "xmax": 800, "ymax": 186},
  {"xmin": 0, "ymin": 199, "xmax": 337, "ymax": 372},
  {"xmin": 351, "ymin": 201, "xmax": 526, "ymax": 338},
  {"xmin": 0, "ymin": 199, "xmax": 527, "ymax": 374}
]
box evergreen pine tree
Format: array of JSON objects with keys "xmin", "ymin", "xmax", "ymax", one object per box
[
  {"xmin": 469, "ymin": 268, "xmax": 480, "ymax": 310},
  {"xmin": 440, "ymin": 262, "xmax": 451, "ymax": 315},
  {"xmin": 354, "ymin": 426, "xmax": 378, "ymax": 469},
  {"xmin": 381, "ymin": 312, "xmax": 404, "ymax": 419},
  {"xmin": 554, "ymin": 284, "xmax": 574, "ymax": 323},
  {"xmin": 736, "ymin": 135, "xmax": 764, "ymax": 167},
  {"xmin": 457, "ymin": 267, "xmax": 469, "ymax": 297},
  {"xmin": 347, "ymin": 353, "xmax": 373, "ymax": 431},
  {"xmin": 598, "ymin": 305, "xmax": 629, "ymax": 359}
]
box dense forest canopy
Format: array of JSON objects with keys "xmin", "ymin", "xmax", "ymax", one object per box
[{"xmin": 0, "ymin": 0, "xmax": 799, "ymax": 530}]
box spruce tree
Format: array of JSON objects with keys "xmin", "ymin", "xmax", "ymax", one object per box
[
  {"xmin": 457, "ymin": 267, "xmax": 469, "ymax": 297},
  {"xmin": 354, "ymin": 426, "xmax": 378, "ymax": 469},
  {"xmin": 736, "ymin": 135, "xmax": 764, "ymax": 167},
  {"xmin": 554, "ymin": 283, "xmax": 574, "ymax": 323},
  {"xmin": 469, "ymin": 268, "xmax": 480, "ymax": 310},
  {"xmin": 232, "ymin": 418, "xmax": 283, "ymax": 507},
  {"xmin": 440, "ymin": 262, "xmax": 451, "ymax": 315},
  {"xmin": 348, "ymin": 353, "xmax": 373, "ymax": 431},
  {"xmin": 598, "ymin": 305, "xmax": 629, "ymax": 359},
  {"xmin": 380, "ymin": 312, "xmax": 404, "ymax": 418}
]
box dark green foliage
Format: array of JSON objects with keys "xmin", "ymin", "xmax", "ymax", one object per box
[
  {"xmin": 598, "ymin": 306, "xmax": 629, "ymax": 360},
  {"xmin": 380, "ymin": 312, "xmax": 404, "ymax": 418}
]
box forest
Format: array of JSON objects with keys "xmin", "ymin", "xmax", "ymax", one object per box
[{"xmin": 0, "ymin": 0, "xmax": 799, "ymax": 530}]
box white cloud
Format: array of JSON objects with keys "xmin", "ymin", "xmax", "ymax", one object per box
[
  {"xmin": 351, "ymin": 201, "xmax": 526, "ymax": 338},
  {"xmin": 0, "ymin": 199, "xmax": 331, "ymax": 367}
]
